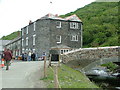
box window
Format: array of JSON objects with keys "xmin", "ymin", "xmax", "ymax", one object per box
[
  {"xmin": 56, "ymin": 21, "xmax": 61, "ymax": 28},
  {"xmin": 60, "ymin": 49, "xmax": 69, "ymax": 54},
  {"xmin": 22, "ymin": 39, "xmax": 24, "ymax": 46},
  {"xmin": 26, "ymin": 49, "xmax": 28, "ymax": 52},
  {"xmin": 22, "ymin": 48, "xmax": 25, "ymax": 53},
  {"xmin": 33, "ymin": 49, "xmax": 35, "ymax": 53},
  {"xmin": 60, "ymin": 50, "xmax": 64, "ymax": 54},
  {"xmin": 34, "ymin": 22, "xmax": 36, "ymax": 31},
  {"xmin": 71, "ymin": 35, "xmax": 78, "ymax": 41},
  {"xmin": 26, "ymin": 26, "xmax": 28, "ymax": 34},
  {"xmin": 26, "ymin": 37, "xmax": 28, "ymax": 46},
  {"xmin": 33, "ymin": 35, "xmax": 36, "ymax": 45},
  {"xmin": 70, "ymin": 22, "xmax": 79, "ymax": 29},
  {"xmin": 56, "ymin": 35, "xmax": 61, "ymax": 44}
]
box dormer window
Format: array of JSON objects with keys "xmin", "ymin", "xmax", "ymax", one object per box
[
  {"xmin": 56, "ymin": 21, "xmax": 61, "ymax": 28},
  {"xmin": 70, "ymin": 22, "xmax": 79, "ymax": 29}
]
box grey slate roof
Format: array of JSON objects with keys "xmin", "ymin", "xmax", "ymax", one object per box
[
  {"xmin": 40, "ymin": 13, "xmax": 82, "ymax": 22},
  {"xmin": 5, "ymin": 36, "xmax": 21, "ymax": 46},
  {"xmin": 0, "ymin": 40, "xmax": 11, "ymax": 46}
]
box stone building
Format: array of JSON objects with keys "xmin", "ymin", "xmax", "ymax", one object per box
[
  {"xmin": 5, "ymin": 36, "xmax": 21, "ymax": 57},
  {"xmin": 21, "ymin": 13, "xmax": 83, "ymax": 57}
]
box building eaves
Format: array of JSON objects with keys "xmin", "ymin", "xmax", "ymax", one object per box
[
  {"xmin": 21, "ymin": 13, "xmax": 82, "ymax": 30},
  {"xmin": 6, "ymin": 36, "xmax": 21, "ymax": 46},
  {"xmin": 40, "ymin": 13, "xmax": 82, "ymax": 22}
]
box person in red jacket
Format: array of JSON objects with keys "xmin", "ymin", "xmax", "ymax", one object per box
[{"xmin": 4, "ymin": 49, "xmax": 12, "ymax": 70}]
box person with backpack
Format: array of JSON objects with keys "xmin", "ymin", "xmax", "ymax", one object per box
[{"xmin": 4, "ymin": 49, "xmax": 12, "ymax": 70}]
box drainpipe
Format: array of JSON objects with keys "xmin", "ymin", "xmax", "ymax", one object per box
[{"xmin": 81, "ymin": 23, "xmax": 83, "ymax": 48}]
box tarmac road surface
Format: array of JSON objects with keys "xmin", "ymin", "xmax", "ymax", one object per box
[{"xmin": 0, "ymin": 60, "xmax": 46, "ymax": 88}]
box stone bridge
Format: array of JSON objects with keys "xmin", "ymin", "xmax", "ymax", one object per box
[{"xmin": 61, "ymin": 46, "xmax": 120, "ymax": 71}]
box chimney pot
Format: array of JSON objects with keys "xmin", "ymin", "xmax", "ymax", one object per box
[{"xmin": 55, "ymin": 14, "xmax": 58, "ymax": 17}]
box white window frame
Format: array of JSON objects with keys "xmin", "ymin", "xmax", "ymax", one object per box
[
  {"xmin": 19, "ymin": 50, "xmax": 20, "ymax": 56},
  {"xmin": 22, "ymin": 39, "xmax": 24, "ymax": 46},
  {"xmin": 60, "ymin": 49, "xmax": 69, "ymax": 54},
  {"xmin": 71, "ymin": 35, "xmax": 78, "ymax": 41},
  {"xmin": 26, "ymin": 26, "xmax": 28, "ymax": 34},
  {"xmin": 22, "ymin": 48, "xmax": 25, "ymax": 53},
  {"xmin": 34, "ymin": 22, "xmax": 36, "ymax": 31},
  {"xmin": 56, "ymin": 35, "xmax": 61, "ymax": 44},
  {"xmin": 26, "ymin": 37, "xmax": 28, "ymax": 46},
  {"xmin": 33, "ymin": 34, "xmax": 36, "ymax": 45},
  {"xmin": 70, "ymin": 22, "xmax": 79, "ymax": 29},
  {"xmin": 56, "ymin": 21, "xmax": 61, "ymax": 28},
  {"xmin": 26, "ymin": 49, "xmax": 28, "ymax": 52},
  {"xmin": 33, "ymin": 49, "xmax": 35, "ymax": 53}
]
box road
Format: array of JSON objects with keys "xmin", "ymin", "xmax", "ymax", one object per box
[{"xmin": 0, "ymin": 60, "xmax": 46, "ymax": 88}]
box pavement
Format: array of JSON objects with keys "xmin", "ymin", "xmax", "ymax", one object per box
[{"xmin": 0, "ymin": 60, "xmax": 46, "ymax": 88}]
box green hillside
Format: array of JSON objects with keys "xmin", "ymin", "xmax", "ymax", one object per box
[
  {"xmin": 1, "ymin": 2, "xmax": 119, "ymax": 47},
  {"xmin": 61, "ymin": 2, "xmax": 119, "ymax": 47},
  {"xmin": 1, "ymin": 31, "xmax": 21, "ymax": 40}
]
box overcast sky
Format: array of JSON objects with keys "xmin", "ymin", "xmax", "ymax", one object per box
[{"xmin": 0, "ymin": 0, "xmax": 97, "ymax": 38}]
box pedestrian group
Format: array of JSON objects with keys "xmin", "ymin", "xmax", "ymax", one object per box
[{"xmin": 1, "ymin": 48, "xmax": 46, "ymax": 70}]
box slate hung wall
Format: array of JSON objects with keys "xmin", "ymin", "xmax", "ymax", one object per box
[{"xmin": 21, "ymin": 14, "xmax": 83, "ymax": 57}]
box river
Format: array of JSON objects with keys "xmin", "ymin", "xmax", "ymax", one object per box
[{"xmin": 85, "ymin": 67, "xmax": 120, "ymax": 90}]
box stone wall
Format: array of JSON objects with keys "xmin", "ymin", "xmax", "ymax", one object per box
[{"xmin": 61, "ymin": 46, "xmax": 120, "ymax": 64}]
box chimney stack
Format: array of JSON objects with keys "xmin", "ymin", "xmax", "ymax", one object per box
[
  {"xmin": 29, "ymin": 20, "xmax": 32, "ymax": 24},
  {"xmin": 55, "ymin": 14, "xmax": 58, "ymax": 17}
]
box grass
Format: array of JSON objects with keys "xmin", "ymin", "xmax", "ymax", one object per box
[
  {"xmin": 101, "ymin": 62, "xmax": 118, "ymax": 71},
  {"xmin": 40, "ymin": 64, "xmax": 99, "ymax": 88}
]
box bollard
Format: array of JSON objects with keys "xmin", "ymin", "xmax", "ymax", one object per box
[{"xmin": 49, "ymin": 54, "xmax": 51, "ymax": 67}]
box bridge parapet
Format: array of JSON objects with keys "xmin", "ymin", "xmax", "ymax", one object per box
[{"xmin": 61, "ymin": 46, "xmax": 120, "ymax": 64}]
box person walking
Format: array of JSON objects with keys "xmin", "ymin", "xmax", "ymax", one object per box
[
  {"xmin": 28, "ymin": 51, "xmax": 32, "ymax": 61},
  {"xmin": 31, "ymin": 53, "xmax": 36, "ymax": 61},
  {"xmin": 21, "ymin": 53, "xmax": 24, "ymax": 61},
  {"xmin": 24, "ymin": 53, "xmax": 27, "ymax": 61},
  {"xmin": 4, "ymin": 49, "xmax": 12, "ymax": 70}
]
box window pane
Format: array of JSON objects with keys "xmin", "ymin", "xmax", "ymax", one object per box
[
  {"xmin": 33, "ymin": 35, "xmax": 36, "ymax": 45},
  {"xmin": 60, "ymin": 50, "xmax": 63, "ymax": 54},
  {"xmin": 70, "ymin": 22, "xmax": 79, "ymax": 29}
]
